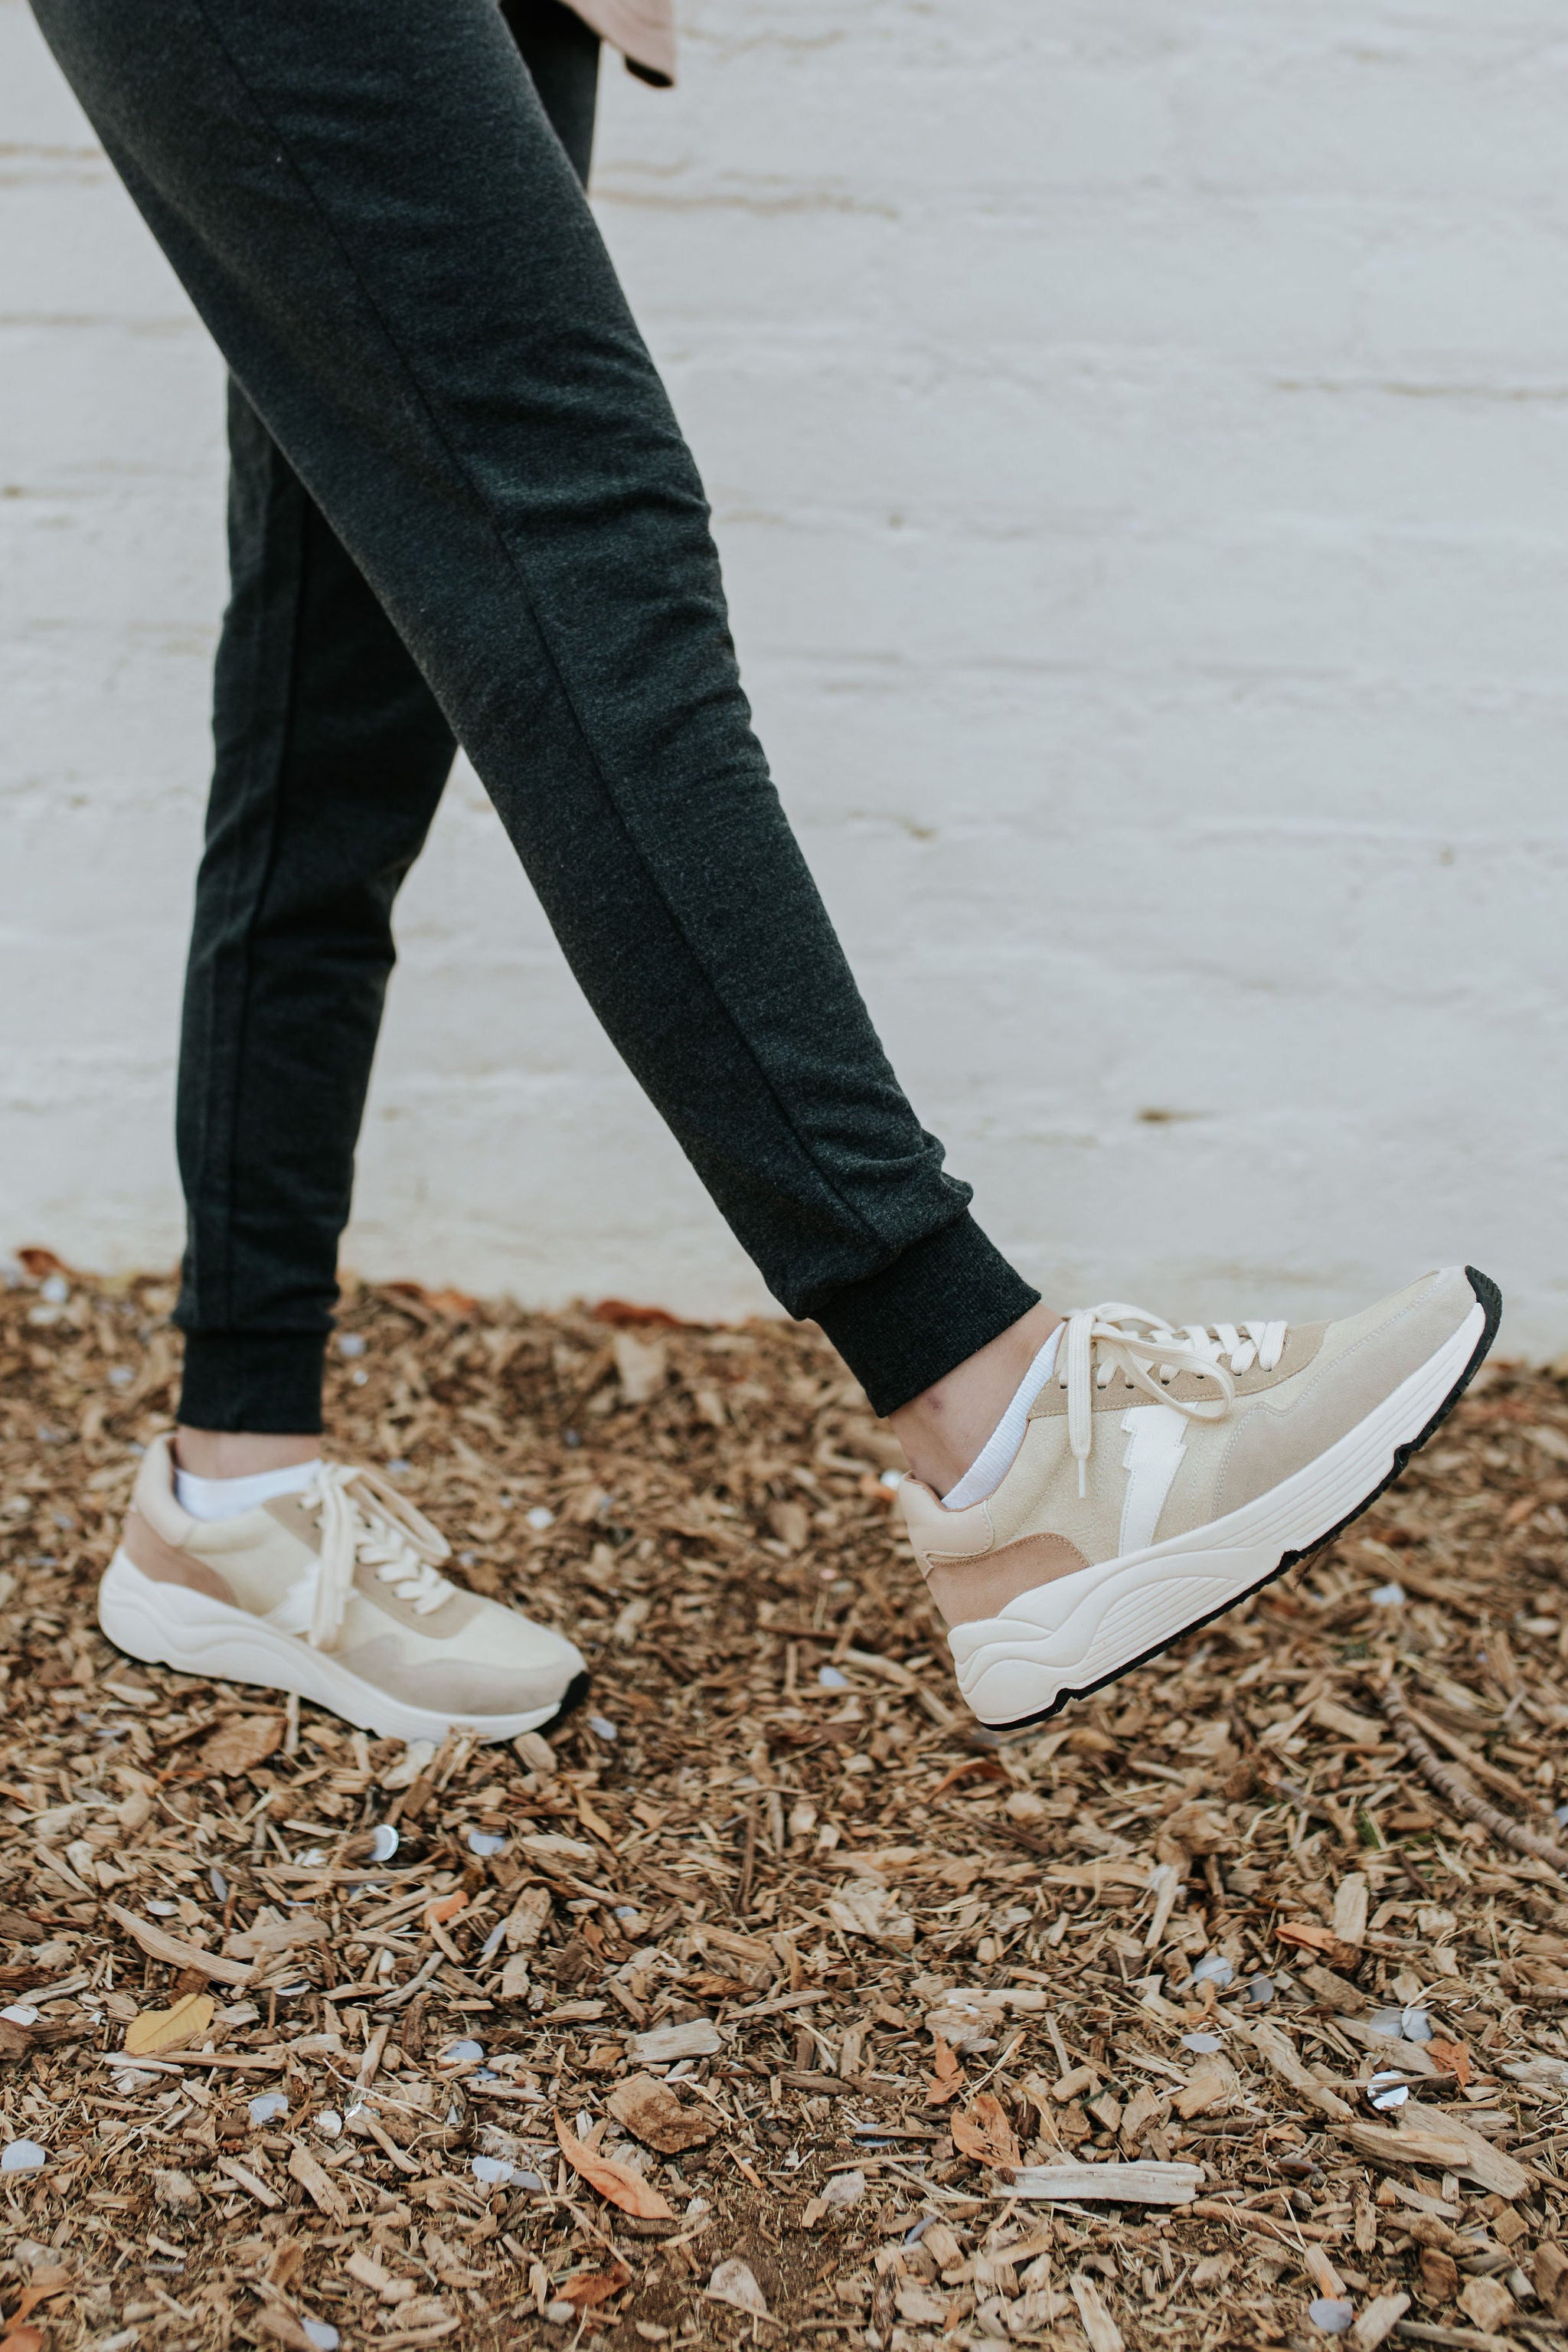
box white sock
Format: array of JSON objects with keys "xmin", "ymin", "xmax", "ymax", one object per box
[
  {"xmin": 174, "ymin": 1457, "xmax": 322, "ymax": 1523},
  {"xmin": 941, "ymin": 1325, "xmax": 1062, "ymax": 1510}
]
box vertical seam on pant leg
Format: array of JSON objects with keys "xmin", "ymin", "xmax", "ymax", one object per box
[
  {"xmin": 189, "ymin": 415, "xmax": 312, "ymax": 1337},
  {"xmin": 181, "ymin": 0, "xmax": 902, "ymax": 1269}
]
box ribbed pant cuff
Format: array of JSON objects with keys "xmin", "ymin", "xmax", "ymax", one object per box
[
  {"xmin": 177, "ymin": 1330, "xmax": 327, "ymax": 1433},
  {"xmin": 812, "ymin": 1214, "xmax": 1040, "ymax": 1419}
]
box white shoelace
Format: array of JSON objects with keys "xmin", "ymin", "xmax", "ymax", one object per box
[
  {"xmin": 1060, "ymin": 1302, "xmax": 1288, "ymax": 1495},
  {"xmin": 301, "ymin": 1462, "xmax": 456, "ymax": 1650}
]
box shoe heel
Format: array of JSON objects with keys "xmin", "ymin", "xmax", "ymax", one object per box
[{"xmin": 97, "ymin": 1549, "xmax": 176, "ymax": 1669}]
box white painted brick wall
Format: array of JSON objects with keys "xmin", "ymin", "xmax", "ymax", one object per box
[{"xmin": 5, "ymin": 0, "xmax": 1567, "ymax": 1351}]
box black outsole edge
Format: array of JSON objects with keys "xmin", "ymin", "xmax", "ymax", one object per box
[
  {"xmin": 547, "ymin": 1668, "xmax": 592, "ymax": 1734},
  {"xmin": 979, "ymin": 1266, "xmax": 1505, "ymax": 1737}
]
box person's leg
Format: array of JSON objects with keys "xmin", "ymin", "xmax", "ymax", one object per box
[
  {"xmin": 34, "ymin": 0, "xmax": 1040, "ymax": 1440},
  {"xmin": 175, "ymin": 0, "xmax": 607, "ymax": 1477},
  {"xmin": 500, "ymin": 0, "xmax": 600, "ymax": 187},
  {"xmin": 887, "ymin": 1302, "xmax": 1061, "ymax": 1493},
  {"xmin": 125, "ymin": 15, "xmax": 610, "ymax": 1713},
  {"xmin": 174, "ymin": 378, "xmax": 459, "ymax": 1457}
]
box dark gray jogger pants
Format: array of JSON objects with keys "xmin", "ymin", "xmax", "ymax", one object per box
[{"xmin": 28, "ymin": 0, "xmax": 1038, "ymax": 1425}]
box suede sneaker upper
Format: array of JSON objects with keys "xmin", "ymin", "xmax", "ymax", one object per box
[
  {"xmin": 103, "ymin": 1436, "xmax": 584, "ymax": 1738},
  {"xmin": 899, "ymin": 1267, "xmax": 1497, "ymax": 1727}
]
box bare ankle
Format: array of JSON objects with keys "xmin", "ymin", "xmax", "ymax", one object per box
[
  {"xmin": 887, "ymin": 1302, "xmax": 1063, "ymax": 1497},
  {"xmin": 175, "ymin": 1426, "xmax": 322, "ymax": 1481}
]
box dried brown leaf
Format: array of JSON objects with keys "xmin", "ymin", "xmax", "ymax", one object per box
[
  {"xmin": 559, "ymin": 2266, "xmax": 631, "ymax": 2311},
  {"xmin": 124, "ymin": 1991, "xmax": 214, "ymax": 2055},
  {"xmin": 950, "ymin": 2091, "xmax": 1021, "ymax": 2168},
  {"xmin": 926, "ymin": 2030, "xmax": 966, "ymax": 2107},
  {"xmin": 554, "ymin": 2115, "xmax": 675, "ymax": 2220}
]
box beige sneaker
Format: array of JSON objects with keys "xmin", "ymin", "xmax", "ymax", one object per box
[
  {"xmin": 100, "ymin": 1436, "xmax": 586, "ymax": 1741},
  {"xmin": 900, "ymin": 1266, "xmax": 1499, "ymax": 1729}
]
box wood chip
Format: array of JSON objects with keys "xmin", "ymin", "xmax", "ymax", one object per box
[
  {"xmin": 199, "ymin": 1713, "xmax": 284, "ymax": 1776},
  {"xmin": 1343, "ymin": 2113, "xmax": 1530, "ymax": 2200},
  {"xmin": 1001, "ymin": 2163, "xmax": 1202, "ymax": 2204},
  {"xmin": 286, "ymin": 2139, "xmax": 348, "ymax": 2220},
  {"xmin": 607, "ymin": 2073, "xmax": 720, "ymax": 2154},
  {"xmin": 1351, "ymin": 2295, "xmax": 1413, "ymax": 2351},
  {"xmin": 1071, "ymin": 2273, "xmax": 1126, "ymax": 2352},
  {"xmin": 215, "ymin": 2156, "xmax": 282, "ymax": 2209},
  {"xmin": 1233, "ymin": 2017, "xmax": 1354, "ymax": 2119},
  {"xmin": 107, "ymin": 1904, "xmax": 253, "ymax": 1988}
]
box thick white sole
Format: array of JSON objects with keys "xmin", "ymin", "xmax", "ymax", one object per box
[
  {"xmin": 96, "ymin": 1553, "xmax": 580, "ymax": 1743},
  {"xmin": 949, "ymin": 1298, "xmax": 1489, "ymax": 1728}
]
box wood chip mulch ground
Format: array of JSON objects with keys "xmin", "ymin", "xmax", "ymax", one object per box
[{"xmin": 5, "ymin": 1250, "xmax": 1568, "ymax": 2352}]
